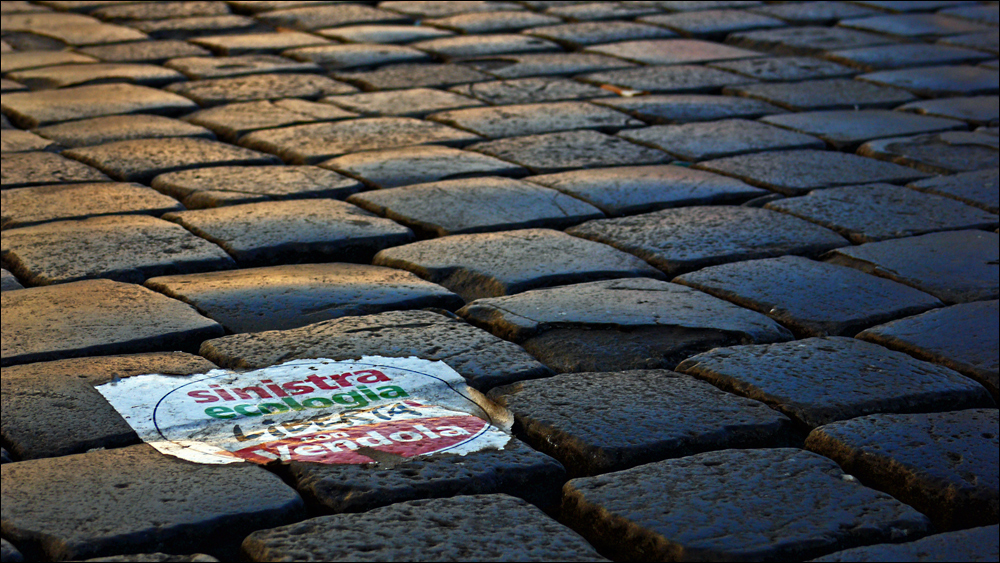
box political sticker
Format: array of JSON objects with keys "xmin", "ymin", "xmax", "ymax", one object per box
[{"xmin": 97, "ymin": 356, "xmax": 513, "ymax": 466}]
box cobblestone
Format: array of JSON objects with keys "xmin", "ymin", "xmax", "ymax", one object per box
[
  {"xmin": 411, "ymin": 34, "xmax": 560, "ymax": 60},
  {"xmin": 239, "ymin": 117, "xmax": 480, "ymax": 164},
  {"xmin": 429, "ymin": 101, "xmax": 642, "ymax": 139},
  {"xmin": 858, "ymin": 130, "xmax": 1000, "ymax": 174},
  {"xmin": 459, "ymin": 278, "xmax": 792, "ymax": 372},
  {"xmin": 814, "ymin": 525, "xmax": 999, "ymax": 562},
  {"xmin": 858, "ymin": 301, "xmax": 999, "ymax": 399},
  {"xmin": 825, "ymin": 43, "xmax": 993, "ymax": 71},
  {"xmin": 490, "ymin": 369, "xmax": 793, "ymax": 476},
  {"xmin": 907, "ymin": 167, "xmax": 999, "ymax": 213},
  {"xmin": 839, "ymin": 13, "xmax": 994, "ymax": 39},
  {"xmin": 524, "ymin": 165, "xmax": 767, "ymax": 216},
  {"xmin": 527, "ymin": 21, "xmax": 676, "ymax": 48},
  {"xmin": 592, "ymin": 93, "xmax": 785, "ymax": 124},
  {"xmin": 150, "ymin": 165, "xmax": 360, "ymax": 209},
  {"xmin": 674, "ymin": 255, "xmax": 943, "ymax": 337},
  {"xmin": 727, "ymin": 25, "xmax": 897, "ymax": 55},
  {"xmin": 463, "ymin": 52, "xmax": 633, "ymax": 79},
  {"xmin": 2, "ymin": 214, "xmax": 235, "ymax": 285},
  {"xmin": 562, "ymin": 448, "xmax": 930, "ymax": 562},
  {"xmin": 331, "ymin": 63, "xmax": 492, "ymax": 91},
  {"xmin": 708, "ymin": 55, "xmax": 857, "ymax": 81},
  {"xmin": 1, "ymin": 353, "xmax": 215, "ymax": 459},
  {"xmin": 640, "ymin": 9, "xmax": 785, "ymax": 40},
  {"xmin": 33, "ymin": 114, "xmax": 214, "ymax": 148},
  {"xmin": 189, "ymin": 31, "xmax": 331, "ymax": 56},
  {"xmin": 1, "ymin": 151, "xmax": 109, "ymax": 188},
  {"xmin": 765, "ymin": 183, "xmax": 999, "ymax": 243},
  {"xmin": 468, "ymin": 130, "xmax": 670, "ymax": 174},
  {"xmin": 761, "ymin": 109, "xmax": 965, "ymax": 150},
  {"xmin": 1, "ymin": 268, "xmax": 24, "ymax": 291},
  {"xmin": 898, "ymin": 95, "xmax": 999, "ymax": 126},
  {"xmin": 63, "ymin": 137, "xmax": 279, "ymax": 183},
  {"xmin": 1, "ymin": 129, "xmax": 58, "ymax": 153},
  {"xmin": 0, "ymin": 445, "xmax": 304, "ymax": 561},
  {"xmin": 618, "ymin": 118, "xmax": 823, "ymax": 161},
  {"xmin": 579, "ymin": 64, "xmax": 754, "ymax": 94},
  {"xmin": 696, "ymin": 149, "xmax": 930, "ymax": 194},
  {"xmin": 199, "ymin": 310, "xmax": 552, "ymax": 390},
  {"xmin": 3, "ymin": 4, "xmax": 998, "ymax": 559},
  {"xmin": 182, "ymin": 99, "xmax": 357, "ymax": 142},
  {"xmin": 243, "ymin": 494, "xmax": 605, "ymax": 562},
  {"xmin": 676, "ymin": 337, "xmax": 993, "ymax": 429},
  {"xmin": 144, "ymin": 264, "xmax": 461, "ymax": 334},
  {"xmin": 163, "ymin": 73, "xmax": 356, "ymax": 106},
  {"xmin": 318, "ymin": 24, "xmax": 452, "ymax": 45},
  {"xmin": 348, "ymin": 176, "xmax": 603, "ymax": 237},
  {"xmin": 566, "ymin": 205, "xmax": 848, "ymax": 276},
  {"xmin": 0, "ymin": 49, "xmax": 97, "ymax": 73},
  {"xmin": 1, "ymin": 279, "xmax": 222, "ymax": 367},
  {"xmin": 806, "ymin": 409, "xmax": 999, "ymax": 530},
  {"xmin": 858, "ymin": 64, "xmax": 1000, "ymax": 97},
  {"xmin": 285, "ymin": 439, "xmax": 565, "ymax": 515},
  {"xmin": 826, "ymin": 230, "xmax": 999, "ymax": 305},
  {"xmin": 373, "ymin": 228, "xmax": 663, "ymax": 301},
  {"xmin": 450, "ymin": 77, "xmax": 613, "ymax": 106},
  {"xmin": 129, "ymin": 15, "xmax": 259, "ymax": 39},
  {"xmin": 1, "ymin": 182, "xmax": 183, "ymax": 229},
  {"xmin": 322, "ymin": 88, "xmax": 484, "ymax": 118},
  {"xmin": 322, "ymin": 145, "xmax": 524, "ymax": 190},
  {"xmin": 426, "ymin": 10, "xmax": 560, "ymax": 34},
  {"xmin": 76, "ymin": 39, "xmax": 210, "ymax": 63},
  {"xmin": 726, "ymin": 77, "xmax": 918, "ymax": 111},
  {"xmin": 161, "ymin": 199, "xmax": 412, "ymax": 267},
  {"xmin": 1, "ymin": 83, "xmax": 197, "ymax": 128}
]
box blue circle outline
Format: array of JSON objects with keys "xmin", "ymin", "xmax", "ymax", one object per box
[{"xmin": 151, "ymin": 360, "xmax": 498, "ymax": 460}]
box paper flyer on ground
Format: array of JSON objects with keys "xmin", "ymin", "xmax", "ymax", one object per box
[{"xmin": 97, "ymin": 357, "xmax": 513, "ymax": 465}]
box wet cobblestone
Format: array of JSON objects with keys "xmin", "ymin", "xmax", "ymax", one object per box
[{"xmin": 2, "ymin": 2, "xmax": 998, "ymax": 561}]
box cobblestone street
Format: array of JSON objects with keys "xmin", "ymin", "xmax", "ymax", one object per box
[{"xmin": 2, "ymin": 1, "xmax": 999, "ymax": 561}]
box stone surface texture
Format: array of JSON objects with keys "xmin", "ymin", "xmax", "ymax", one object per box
[
  {"xmin": 675, "ymin": 256, "xmax": 944, "ymax": 337},
  {"xmin": 144, "ymin": 264, "xmax": 462, "ymax": 333},
  {"xmin": 0, "ymin": 445, "xmax": 304, "ymax": 561},
  {"xmin": 676, "ymin": 337, "xmax": 994, "ymax": 429},
  {"xmin": 562, "ymin": 448, "xmax": 931, "ymax": 562},
  {"xmin": 242, "ymin": 495, "xmax": 606, "ymax": 562},
  {"xmin": 806, "ymin": 409, "xmax": 999, "ymax": 530},
  {"xmin": 1, "ymin": 4, "xmax": 998, "ymax": 560},
  {"xmin": 1, "ymin": 280, "xmax": 222, "ymax": 367},
  {"xmin": 490, "ymin": 369, "xmax": 793, "ymax": 476}
]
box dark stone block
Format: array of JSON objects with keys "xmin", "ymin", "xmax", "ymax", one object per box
[
  {"xmin": 825, "ymin": 230, "xmax": 999, "ymax": 304},
  {"xmin": 242, "ymin": 495, "xmax": 605, "ymax": 562},
  {"xmin": 1, "ymin": 280, "xmax": 223, "ymax": 367},
  {"xmin": 347, "ymin": 177, "xmax": 603, "ymax": 237},
  {"xmin": 199, "ymin": 310, "xmax": 552, "ymax": 390},
  {"xmin": 0, "ymin": 445, "xmax": 305, "ymax": 561},
  {"xmin": 567, "ymin": 206, "xmax": 848, "ymax": 276},
  {"xmin": 161, "ymin": 200, "xmax": 413, "ymax": 267},
  {"xmin": 857, "ymin": 301, "xmax": 999, "ymax": 399},
  {"xmin": 806, "ymin": 409, "xmax": 999, "ymax": 530},
  {"xmin": 285, "ymin": 439, "xmax": 565, "ymax": 514},
  {"xmin": 562, "ymin": 448, "xmax": 931, "ymax": 562},
  {"xmin": 2, "ymin": 215, "xmax": 235, "ymax": 285},
  {"xmin": 812, "ymin": 525, "xmax": 999, "ymax": 562},
  {"xmin": 374, "ymin": 228, "xmax": 663, "ymax": 301},
  {"xmin": 674, "ymin": 256, "xmax": 943, "ymax": 337},
  {"xmin": 1, "ymin": 353, "xmax": 216, "ymax": 459},
  {"xmin": 677, "ymin": 337, "xmax": 994, "ymax": 429},
  {"xmin": 145, "ymin": 264, "xmax": 462, "ymax": 333},
  {"xmin": 490, "ymin": 369, "xmax": 794, "ymax": 476}
]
